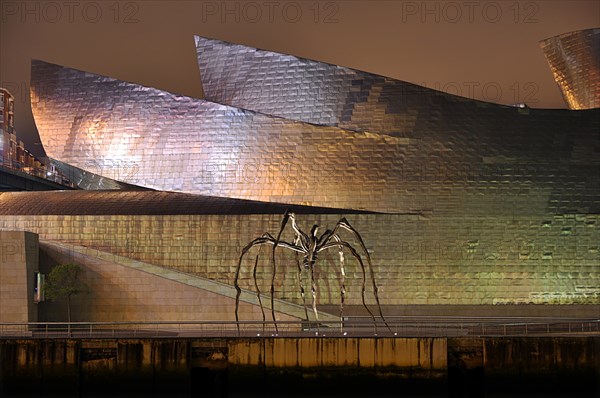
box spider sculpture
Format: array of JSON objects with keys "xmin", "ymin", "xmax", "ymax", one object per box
[{"xmin": 234, "ymin": 211, "xmax": 390, "ymax": 333}]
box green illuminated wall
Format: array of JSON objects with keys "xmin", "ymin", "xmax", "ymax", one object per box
[{"xmin": 1, "ymin": 213, "xmax": 597, "ymax": 307}]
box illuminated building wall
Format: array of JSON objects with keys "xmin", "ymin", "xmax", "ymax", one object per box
[
  {"xmin": 1, "ymin": 192, "xmax": 598, "ymax": 307},
  {"xmin": 0, "ymin": 87, "xmax": 58, "ymax": 179},
  {"xmin": 15, "ymin": 36, "xmax": 600, "ymax": 316},
  {"xmin": 0, "ymin": 88, "xmax": 15, "ymax": 167},
  {"xmin": 31, "ymin": 61, "xmax": 599, "ymax": 215},
  {"xmin": 0, "ymin": 88, "xmax": 15, "ymax": 134}
]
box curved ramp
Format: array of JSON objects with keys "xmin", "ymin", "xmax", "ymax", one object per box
[{"xmin": 40, "ymin": 239, "xmax": 338, "ymax": 323}]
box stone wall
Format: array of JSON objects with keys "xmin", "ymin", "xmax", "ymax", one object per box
[
  {"xmin": 1, "ymin": 213, "xmax": 598, "ymax": 308},
  {"xmin": 0, "ymin": 231, "xmax": 38, "ymax": 324}
]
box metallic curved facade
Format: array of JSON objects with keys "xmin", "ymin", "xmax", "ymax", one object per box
[
  {"xmin": 540, "ymin": 28, "xmax": 600, "ymax": 110},
  {"xmin": 32, "ymin": 60, "xmax": 600, "ymax": 215},
  {"xmin": 196, "ymin": 35, "xmax": 469, "ymax": 135},
  {"xmin": 17, "ymin": 41, "xmax": 600, "ymax": 308},
  {"xmin": 0, "ymin": 191, "xmax": 371, "ymax": 216},
  {"xmin": 32, "ymin": 61, "xmax": 428, "ymax": 214}
]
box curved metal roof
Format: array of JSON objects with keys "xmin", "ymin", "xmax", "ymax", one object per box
[
  {"xmin": 540, "ymin": 28, "xmax": 600, "ymax": 110},
  {"xmin": 0, "ymin": 191, "xmax": 375, "ymax": 215},
  {"xmin": 30, "ymin": 53, "xmax": 600, "ymax": 215}
]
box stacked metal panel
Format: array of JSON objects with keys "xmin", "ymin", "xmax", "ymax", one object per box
[
  {"xmin": 196, "ymin": 35, "xmax": 450, "ymax": 134},
  {"xmin": 2, "ymin": 209, "xmax": 599, "ymax": 306},
  {"xmin": 540, "ymin": 28, "xmax": 600, "ymax": 110},
  {"xmin": 32, "ymin": 61, "xmax": 431, "ymax": 214},
  {"xmin": 32, "ymin": 45, "xmax": 600, "ymax": 215},
  {"xmin": 18, "ymin": 36, "xmax": 600, "ymax": 307},
  {"xmin": 0, "ymin": 191, "xmax": 369, "ymax": 215}
]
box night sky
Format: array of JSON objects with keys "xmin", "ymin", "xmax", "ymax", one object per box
[{"xmin": 1, "ymin": 0, "xmax": 599, "ymax": 157}]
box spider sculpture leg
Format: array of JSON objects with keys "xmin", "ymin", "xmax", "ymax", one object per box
[
  {"xmin": 235, "ymin": 229, "xmax": 304, "ymax": 334},
  {"xmin": 270, "ymin": 211, "xmax": 291, "ymax": 334},
  {"xmin": 235, "ymin": 235, "xmax": 275, "ymax": 332},
  {"xmin": 319, "ymin": 239, "xmax": 393, "ymax": 335},
  {"xmin": 252, "ymin": 244, "xmax": 266, "ymax": 327},
  {"xmin": 331, "ymin": 218, "xmax": 393, "ymax": 334},
  {"xmin": 332, "ymin": 235, "xmax": 347, "ymax": 327},
  {"xmin": 319, "ymin": 240, "xmax": 377, "ymax": 329},
  {"xmin": 294, "ymin": 236, "xmax": 310, "ymax": 321},
  {"xmin": 308, "ymin": 260, "xmax": 319, "ymax": 322},
  {"xmin": 289, "ymin": 214, "xmax": 312, "ymax": 321}
]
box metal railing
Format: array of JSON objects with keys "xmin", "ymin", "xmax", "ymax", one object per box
[{"xmin": 1, "ymin": 317, "xmax": 598, "ymax": 339}]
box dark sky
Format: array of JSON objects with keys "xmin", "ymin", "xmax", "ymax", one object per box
[{"xmin": 1, "ymin": 0, "xmax": 599, "ymax": 157}]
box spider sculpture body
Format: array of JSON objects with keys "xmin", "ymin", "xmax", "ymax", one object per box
[{"xmin": 234, "ymin": 211, "xmax": 389, "ymax": 333}]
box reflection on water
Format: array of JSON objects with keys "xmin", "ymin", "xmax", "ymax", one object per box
[
  {"xmin": 2, "ymin": 394, "xmax": 596, "ymax": 398},
  {"xmin": 3, "ymin": 389, "xmax": 597, "ymax": 398},
  {"xmin": 2, "ymin": 367, "xmax": 597, "ymax": 398}
]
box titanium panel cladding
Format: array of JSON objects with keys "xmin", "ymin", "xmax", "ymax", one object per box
[
  {"xmin": 196, "ymin": 35, "xmax": 431, "ymax": 135},
  {"xmin": 540, "ymin": 28, "xmax": 600, "ymax": 110},
  {"xmin": 31, "ymin": 59, "xmax": 599, "ymax": 215},
  {"xmin": 30, "ymin": 60, "xmax": 430, "ymax": 213}
]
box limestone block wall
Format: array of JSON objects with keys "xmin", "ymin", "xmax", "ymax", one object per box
[
  {"xmin": 1, "ymin": 213, "xmax": 598, "ymax": 308},
  {"xmin": 0, "ymin": 231, "xmax": 39, "ymax": 324},
  {"xmin": 38, "ymin": 240, "xmax": 298, "ymax": 323}
]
